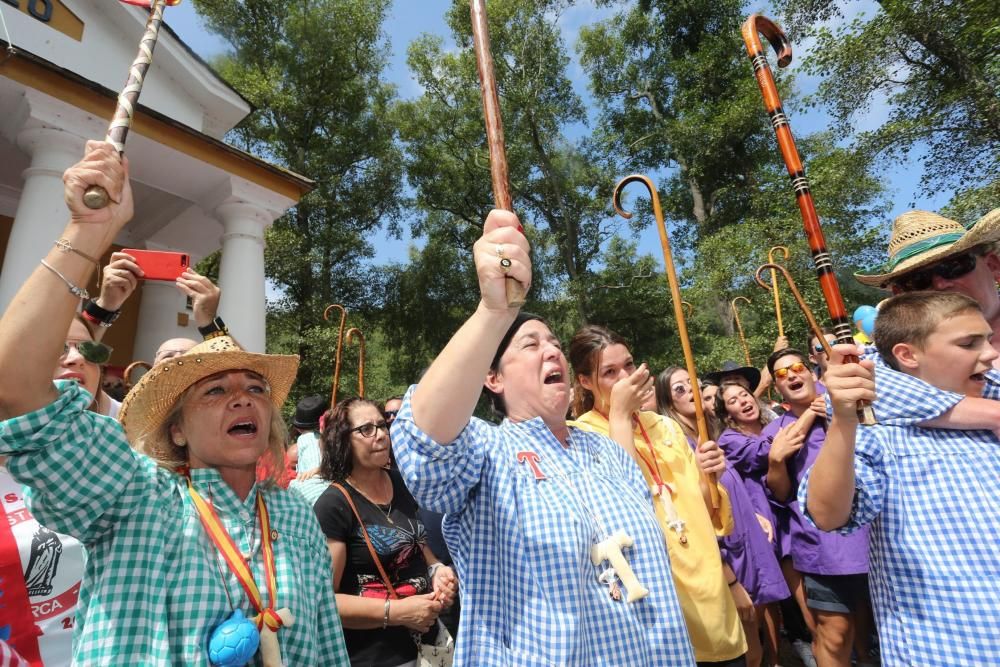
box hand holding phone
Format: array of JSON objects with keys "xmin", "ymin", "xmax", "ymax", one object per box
[{"xmin": 122, "ymin": 249, "xmax": 190, "ymax": 282}]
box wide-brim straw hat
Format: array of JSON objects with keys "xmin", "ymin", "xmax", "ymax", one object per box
[
  {"xmin": 855, "ymin": 208, "xmax": 1000, "ymax": 288},
  {"xmin": 119, "ymin": 335, "xmax": 299, "ymax": 444}
]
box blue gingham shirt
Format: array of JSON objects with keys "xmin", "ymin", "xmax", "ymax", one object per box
[
  {"xmin": 391, "ymin": 388, "xmax": 696, "ymax": 666},
  {"xmin": 801, "ymin": 367, "xmax": 1000, "ymax": 666},
  {"xmin": 289, "ymin": 431, "xmax": 329, "ymax": 505}
]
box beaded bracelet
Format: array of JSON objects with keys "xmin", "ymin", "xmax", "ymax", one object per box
[{"xmin": 40, "ymin": 259, "xmax": 90, "ymax": 300}]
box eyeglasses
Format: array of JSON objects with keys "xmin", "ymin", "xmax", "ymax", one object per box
[
  {"xmin": 891, "ymin": 253, "xmax": 977, "ymax": 292},
  {"xmin": 383, "ymin": 410, "xmax": 398, "ymax": 422},
  {"xmin": 773, "ymin": 361, "xmax": 808, "ymax": 379},
  {"xmin": 61, "ymin": 340, "xmax": 113, "ymax": 365},
  {"xmin": 351, "ymin": 421, "xmax": 390, "ymax": 438}
]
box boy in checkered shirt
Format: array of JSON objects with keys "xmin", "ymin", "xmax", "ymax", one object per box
[{"xmin": 802, "ymin": 291, "xmax": 1000, "ymax": 667}]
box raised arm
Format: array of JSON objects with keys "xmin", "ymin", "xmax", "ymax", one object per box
[
  {"xmin": 806, "ymin": 344, "xmax": 876, "ymax": 529},
  {"xmin": 410, "ymin": 210, "xmax": 529, "ymax": 443},
  {"xmin": 0, "ymin": 142, "xmax": 133, "ymax": 419}
]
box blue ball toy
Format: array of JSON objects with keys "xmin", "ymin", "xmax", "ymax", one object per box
[
  {"xmin": 853, "ymin": 305, "xmax": 877, "ymax": 323},
  {"xmin": 861, "ymin": 313, "xmax": 877, "ymax": 340},
  {"xmin": 208, "ymin": 609, "xmax": 259, "ymax": 667}
]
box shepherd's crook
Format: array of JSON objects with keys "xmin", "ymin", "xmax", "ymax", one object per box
[
  {"xmin": 613, "ymin": 174, "xmax": 720, "ymax": 510},
  {"xmin": 323, "ymin": 304, "xmax": 348, "ymax": 407},
  {"xmin": 755, "ymin": 263, "xmax": 834, "ymax": 358},
  {"xmin": 767, "ymin": 246, "xmax": 790, "ymax": 337},
  {"xmin": 345, "ymin": 327, "xmax": 366, "ymax": 399},
  {"xmin": 84, "ymin": 0, "xmax": 177, "ymax": 209},
  {"xmin": 470, "ymin": 0, "xmax": 527, "ymax": 307},
  {"xmin": 741, "ymin": 13, "xmax": 875, "ymax": 424},
  {"xmin": 730, "ymin": 296, "xmax": 753, "ymax": 367}
]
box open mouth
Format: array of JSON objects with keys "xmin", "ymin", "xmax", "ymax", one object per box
[
  {"xmin": 786, "ymin": 378, "xmax": 804, "ymax": 392},
  {"xmin": 741, "ymin": 404, "xmax": 755, "ymax": 416},
  {"xmin": 544, "ymin": 370, "xmax": 564, "ymax": 385},
  {"xmin": 227, "ymin": 420, "xmax": 258, "ymax": 436},
  {"xmin": 970, "ymin": 373, "xmax": 986, "ymax": 383}
]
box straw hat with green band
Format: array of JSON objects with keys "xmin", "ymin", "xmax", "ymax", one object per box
[
  {"xmin": 855, "ymin": 208, "xmax": 1000, "ymax": 288},
  {"xmin": 119, "ymin": 335, "xmax": 299, "ymax": 449}
]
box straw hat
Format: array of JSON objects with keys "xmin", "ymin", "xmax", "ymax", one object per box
[
  {"xmin": 855, "ymin": 208, "xmax": 1000, "ymax": 288},
  {"xmin": 119, "ymin": 335, "xmax": 299, "ymax": 444}
]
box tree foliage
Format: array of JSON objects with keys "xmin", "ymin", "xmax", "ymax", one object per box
[
  {"xmin": 191, "ymin": 0, "xmax": 404, "ymax": 403},
  {"xmin": 774, "ymin": 0, "xmax": 1000, "ymax": 198}
]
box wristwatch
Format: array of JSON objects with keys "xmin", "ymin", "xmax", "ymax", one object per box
[
  {"xmin": 197, "ymin": 316, "xmax": 229, "ymax": 340},
  {"xmin": 82, "ymin": 299, "xmax": 122, "ymax": 328}
]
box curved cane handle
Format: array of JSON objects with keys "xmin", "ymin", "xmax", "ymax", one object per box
[{"xmin": 613, "ymin": 174, "xmax": 720, "ymax": 510}]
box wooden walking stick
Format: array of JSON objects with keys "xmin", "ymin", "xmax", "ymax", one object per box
[
  {"xmin": 755, "ymin": 263, "xmax": 834, "ymax": 358},
  {"xmin": 730, "ymin": 296, "xmax": 753, "ymax": 367},
  {"xmin": 741, "ymin": 13, "xmax": 875, "ymax": 423},
  {"xmin": 345, "ymin": 327, "xmax": 366, "ymax": 399},
  {"xmin": 323, "ymin": 304, "xmax": 348, "ymax": 408},
  {"xmin": 767, "ymin": 246, "xmax": 789, "ymax": 337},
  {"xmin": 84, "ymin": 0, "xmax": 178, "ymax": 209},
  {"xmin": 470, "ymin": 0, "xmax": 527, "ymax": 307},
  {"xmin": 681, "ymin": 300, "xmax": 694, "ymax": 319},
  {"xmin": 614, "ymin": 174, "xmax": 720, "ymax": 509}
]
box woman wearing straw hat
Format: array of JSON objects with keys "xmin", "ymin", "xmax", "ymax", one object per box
[{"xmin": 0, "ymin": 142, "xmax": 348, "ymax": 666}]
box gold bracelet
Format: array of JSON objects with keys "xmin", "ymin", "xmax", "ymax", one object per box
[{"xmin": 54, "ymin": 238, "xmax": 101, "ymax": 269}]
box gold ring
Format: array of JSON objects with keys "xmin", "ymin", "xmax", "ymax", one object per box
[{"xmin": 495, "ymin": 243, "xmax": 505, "ymax": 258}]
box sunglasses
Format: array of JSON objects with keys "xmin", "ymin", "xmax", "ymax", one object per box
[
  {"xmin": 773, "ymin": 361, "xmax": 808, "ymax": 379},
  {"xmin": 383, "ymin": 410, "xmax": 398, "ymax": 422},
  {"xmin": 891, "ymin": 253, "xmax": 977, "ymax": 292},
  {"xmin": 351, "ymin": 421, "xmax": 390, "ymax": 438},
  {"xmin": 62, "ymin": 340, "xmax": 113, "ymax": 365},
  {"xmin": 671, "ymin": 382, "xmax": 691, "ymax": 396}
]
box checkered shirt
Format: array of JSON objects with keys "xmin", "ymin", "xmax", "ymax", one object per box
[
  {"xmin": 0, "ymin": 382, "xmax": 349, "ymax": 666},
  {"xmin": 289, "ymin": 431, "xmax": 329, "ymax": 506},
  {"xmin": 391, "ymin": 388, "xmax": 696, "ymax": 666},
  {"xmin": 800, "ymin": 368, "xmax": 1000, "ymax": 666}
]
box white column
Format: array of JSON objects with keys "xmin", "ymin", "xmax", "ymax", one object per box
[
  {"xmin": 0, "ymin": 127, "xmax": 85, "ymax": 310},
  {"xmin": 132, "ymin": 280, "xmax": 195, "ymax": 363},
  {"xmin": 215, "ymin": 202, "xmax": 268, "ymax": 353}
]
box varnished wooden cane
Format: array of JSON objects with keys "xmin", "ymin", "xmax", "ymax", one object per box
[
  {"xmin": 84, "ymin": 0, "xmax": 176, "ymax": 208},
  {"xmin": 741, "ymin": 14, "xmax": 875, "ymax": 423},
  {"xmin": 470, "ymin": 0, "xmax": 527, "ymax": 307},
  {"xmin": 323, "ymin": 304, "xmax": 348, "ymax": 408},
  {"xmin": 613, "ymin": 174, "xmax": 721, "ymax": 509}
]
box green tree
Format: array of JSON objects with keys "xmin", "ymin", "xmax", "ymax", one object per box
[
  {"xmin": 191, "ymin": 0, "xmax": 404, "ymax": 401},
  {"xmin": 395, "ymin": 0, "xmax": 636, "ymax": 326},
  {"xmin": 579, "ymin": 0, "xmax": 889, "ymax": 364},
  {"xmin": 775, "ymin": 0, "xmax": 1000, "ymax": 197}
]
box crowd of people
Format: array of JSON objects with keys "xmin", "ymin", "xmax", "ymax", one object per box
[{"xmin": 0, "ymin": 142, "xmax": 997, "ymax": 667}]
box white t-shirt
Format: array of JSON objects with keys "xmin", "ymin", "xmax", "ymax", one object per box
[{"xmin": 0, "ymin": 470, "xmax": 83, "ymax": 666}]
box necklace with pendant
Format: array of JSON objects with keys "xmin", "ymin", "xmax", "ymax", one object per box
[
  {"xmin": 633, "ymin": 417, "xmax": 688, "ymax": 545},
  {"xmin": 556, "ymin": 430, "xmax": 650, "ymax": 603},
  {"xmin": 348, "ymin": 474, "xmax": 395, "ymax": 525}
]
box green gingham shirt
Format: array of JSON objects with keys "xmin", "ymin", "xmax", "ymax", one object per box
[{"xmin": 0, "ymin": 381, "xmax": 349, "ymax": 666}]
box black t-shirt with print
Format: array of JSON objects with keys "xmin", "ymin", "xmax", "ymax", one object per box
[{"xmin": 315, "ymin": 469, "xmax": 431, "ymax": 667}]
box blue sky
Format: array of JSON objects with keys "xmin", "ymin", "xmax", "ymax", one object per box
[{"xmin": 164, "ymin": 1, "xmax": 952, "ymax": 267}]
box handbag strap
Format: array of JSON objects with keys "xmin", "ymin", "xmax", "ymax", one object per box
[{"xmin": 332, "ymin": 482, "xmax": 399, "ymax": 600}]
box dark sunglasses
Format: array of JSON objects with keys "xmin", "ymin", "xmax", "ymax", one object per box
[
  {"xmin": 383, "ymin": 410, "xmax": 398, "ymax": 421},
  {"xmin": 891, "ymin": 253, "xmax": 977, "ymax": 292},
  {"xmin": 62, "ymin": 340, "xmax": 113, "ymax": 365},
  {"xmin": 351, "ymin": 421, "xmax": 390, "ymax": 438}
]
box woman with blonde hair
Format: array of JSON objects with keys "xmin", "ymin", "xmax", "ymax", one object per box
[{"xmin": 0, "ymin": 142, "xmax": 348, "ymax": 665}]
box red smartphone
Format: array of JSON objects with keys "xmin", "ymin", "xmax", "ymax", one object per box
[{"xmin": 122, "ymin": 249, "xmax": 190, "ymax": 281}]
